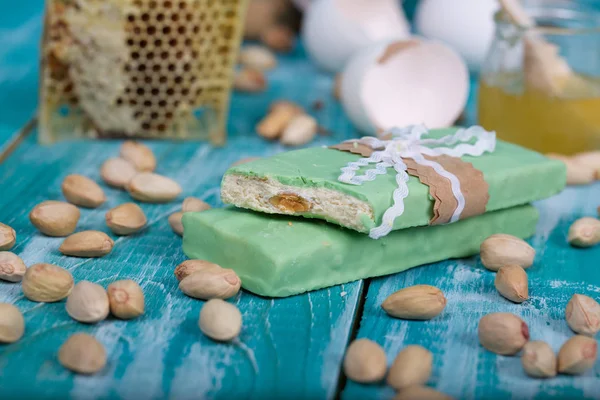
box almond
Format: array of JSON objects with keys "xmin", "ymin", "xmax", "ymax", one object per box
[
  {"xmin": 100, "ymin": 157, "xmax": 137, "ymax": 188},
  {"xmin": 0, "ymin": 303, "xmax": 25, "ymax": 343},
  {"xmin": 568, "ymin": 217, "xmax": 600, "ymax": 248},
  {"xmin": 120, "ymin": 141, "xmax": 156, "ymax": 172},
  {"xmin": 179, "ymin": 268, "xmax": 241, "ymax": 300},
  {"xmin": 0, "ymin": 222, "xmax": 16, "ymax": 251},
  {"xmin": 59, "ymin": 231, "xmax": 114, "ymax": 258},
  {"xmin": 239, "ymin": 45, "xmax": 277, "ymax": 71},
  {"xmin": 22, "ymin": 263, "xmax": 74, "ymax": 302},
  {"xmin": 61, "ymin": 174, "xmax": 106, "ymax": 208},
  {"xmin": 478, "ymin": 312, "xmax": 529, "ymax": 355},
  {"xmin": 521, "ymin": 341, "xmax": 557, "ymax": 378},
  {"xmin": 199, "ymin": 299, "xmax": 242, "ymax": 342},
  {"xmin": 480, "ymin": 234, "xmax": 535, "ymax": 271},
  {"xmin": 261, "ymin": 25, "xmax": 295, "ymax": 53},
  {"xmin": 58, "ymin": 333, "xmax": 106, "ymax": 375},
  {"xmin": 257, "ymin": 101, "xmax": 303, "ymax": 140},
  {"xmin": 387, "ymin": 345, "xmax": 433, "ymax": 390},
  {"xmin": 0, "ymin": 252, "xmax": 27, "ymax": 282},
  {"xmin": 565, "ymin": 294, "xmax": 600, "ymax": 336},
  {"xmin": 127, "ymin": 172, "xmax": 182, "ymax": 203},
  {"xmin": 234, "ymin": 68, "xmax": 267, "ymax": 93},
  {"xmin": 495, "ymin": 265, "xmax": 529, "ymax": 303},
  {"xmin": 174, "ymin": 260, "xmax": 221, "ymax": 282},
  {"xmin": 382, "ymin": 285, "xmax": 447, "ymax": 320},
  {"xmin": 29, "ymin": 201, "xmax": 80, "ymax": 237},
  {"xmin": 558, "ymin": 335, "xmax": 598, "ymax": 375},
  {"xmin": 280, "ymin": 114, "xmax": 318, "ymax": 146},
  {"xmin": 66, "ymin": 281, "xmax": 110, "ymax": 324},
  {"xmin": 106, "ymin": 203, "xmax": 147, "ymax": 235},
  {"xmin": 182, "ymin": 197, "xmax": 211, "ymax": 213},
  {"xmin": 343, "ymin": 339, "xmax": 387, "ymax": 383},
  {"xmin": 547, "ymin": 154, "xmax": 595, "ymax": 185},
  {"xmin": 169, "ymin": 212, "xmax": 184, "ymax": 236},
  {"xmin": 107, "ymin": 280, "xmax": 145, "ymax": 320}
]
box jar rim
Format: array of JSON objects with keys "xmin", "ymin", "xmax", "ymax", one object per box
[{"xmin": 494, "ymin": 1, "xmax": 600, "ymax": 35}]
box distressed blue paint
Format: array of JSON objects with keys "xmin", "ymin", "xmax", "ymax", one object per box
[{"xmin": 342, "ymin": 186, "xmax": 600, "ymax": 400}]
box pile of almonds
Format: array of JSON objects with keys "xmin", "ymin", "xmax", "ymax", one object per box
[
  {"xmin": 342, "ymin": 231, "xmax": 599, "ymax": 395},
  {"xmin": 0, "ymin": 140, "xmax": 210, "ymax": 376},
  {"xmin": 257, "ymin": 100, "xmax": 318, "ymax": 146}
]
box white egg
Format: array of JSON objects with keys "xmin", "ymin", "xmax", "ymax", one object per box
[
  {"xmin": 302, "ymin": 0, "xmax": 410, "ymax": 73},
  {"xmin": 341, "ymin": 38, "xmax": 469, "ymax": 134},
  {"xmin": 415, "ymin": 0, "xmax": 499, "ymax": 70}
]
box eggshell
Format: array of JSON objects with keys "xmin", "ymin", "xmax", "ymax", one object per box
[
  {"xmin": 302, "ymin": 0, "xmax": 410, "ymax": 73},
  {"xmin": 341, "ymin": 39, "xmax": 469, "ymax": 134},
  {"xmin": 415, "ymin": 0, "xmax": 498, "ymax": 70}
]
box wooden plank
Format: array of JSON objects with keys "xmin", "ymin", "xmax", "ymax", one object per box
[
  {"xmin": 0, "ymin": 0, "xmax": 42, "ymax": 154},
  {"xmin": 0, "ymin": 39, "xmax": 369, "ymax": 398},
  {"xmin": 0, "ymin": 132, "xmax": 364, "ymax": 399},
  {"xmin": 342, "ymin": 186, "xmax": 600, "ymax": 400}
]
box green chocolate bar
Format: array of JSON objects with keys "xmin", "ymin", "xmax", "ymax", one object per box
[
  {"xmin": 182, "ymin": 205, "xmax": 539, "ymax": 297},
  {"xmin": 221, "ymin": 128, "xmax": 565, "ymax": 234}
]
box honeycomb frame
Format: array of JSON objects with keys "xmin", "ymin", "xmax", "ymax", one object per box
[{"xmin": 39, "ymin": 0, "xmax": 248, "ymax": 145}]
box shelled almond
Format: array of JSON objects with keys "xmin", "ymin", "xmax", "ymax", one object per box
[
  {"xmin": 565, "ymin": 294, "xmax": 600, "ymax": 336},
  {"xmin": 495, "ymin": 265, "xmax": 529, "ymax": 303},
  {"xmin": 480, "ymin": 234, "xmax": 535, "ymax": 271},
  {"xmin": 387, "ymin": 345, "xmax": 433, "ymax": 390},
  {"xmin": 101, "ymin": 157, "xmax": 137, "ymax": 188},
  {"xmin": 568, "ymin": 217, "xmax": 600, "ymax": 247},
  {"xmin": 343, "ymin": 339, "xmax": 387, "ymax": 383},
  {"xmin": 168, "ymin": 212, "xmax": 184, "ymax": 236},
  {"xmin": 394, "ymin": 386, "xmax": 453, "ymax": 400},
  {"xmin": 234, "ymin": 68, "xmax": 267, "ymax": 93},
  {"xmin": 280, "ymin": 114, "xmax": 318, "ymax": 146},
  {"xmin": 66, "ymin": 281, "xmax": 110, "ymax": 324},
  {"xmin": 107, "ymin": 280, "xmax": 145, "ymax": 320},
  {"xmin": 558, "ymin": 335, "xmax": 598, "ymax": 375},
  {"xmin": 199, "ymin": 299, "xmax": 242, "ymax": 342},
  {"xmin": 29, "ymin": 201, "xmax": 80, "ymax": 237},
  {"xmin": 521, "ymin": 341, "xmax": 557, "ymax": 378},
  {"xmin": 106, "ymin": 203, "xmax": 147, "ymax": 235},
  {"xmin": 127, "ymin": 173, "xmax": 182, "ymax": 203},
  {"xmin": 0, "ymin": 252, "xmax": 27, "ymax": 282},
  {"xmin": 120, "ymin": 141, "xmax": 156, "ymax": 172},
  {"xmin": 58, "ymin": 333, "xmax": 107, "ymax": 375},
  {"xmin": 0, "ymin": 303, "xmax": 25, "ymax": 343},
  {"xmin": 257, "ymin": 101, "xmax": 304, "ymax": 140},
  {"xmin": 239, "ymin": 45, "xmax": 277, "ymax": 71},
  {"xmin": 179, "ymin": 268, "xmax": 241, "ymax": 300},
  {"xmin": 59, "ymin": 231, "xmax": 114, "ymax": 258},
  {"xmin": 22, "ymin": 263, "xmax": 74, "ymax": 303},
  {"xmin": 547, "ymin": 154, "xmax": 595, "ymax": 185},
  {"xmin": 382, "ymin": 285, "xmax": 446, "ymax": 320},
  {"xmin": 478, "ymin": 312, "xmax": 529, "ymax": 355},
  {"xmin": 0, "ymin": 222, "xmax": 16, "ymax": 251},
  {"xmin": 174, "ymin": 260, "xmax": 221, "ymax": 282},
  {"xmin": 62, "ymin": 174, "xmax": 106, "ymax": 208},
  {"xmin": 182, "ymin": 197, "xmax": 211, "ymax": 213}
]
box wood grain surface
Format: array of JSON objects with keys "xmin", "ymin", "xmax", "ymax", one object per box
[{"xmin": 1, "ymin": 1, "xmax": 600, "ymax": 399}]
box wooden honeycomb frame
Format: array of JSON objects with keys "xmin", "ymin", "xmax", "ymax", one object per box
[{"xmin": 39, "ymin": 0, "xmax": 248, "ymax": 144}]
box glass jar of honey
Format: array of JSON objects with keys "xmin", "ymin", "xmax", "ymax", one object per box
[{"xmin": 479, "ymin": 0, "xmax": 600, "ymax": 155}]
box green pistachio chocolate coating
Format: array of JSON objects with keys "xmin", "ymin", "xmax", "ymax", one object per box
[
  {"xmin": 183, "ymin": 205, "xmax": 539, "ymax": 297},
  {"xmin": 224, "ymin": 128, "xmax": 565, "ymax": 233}
]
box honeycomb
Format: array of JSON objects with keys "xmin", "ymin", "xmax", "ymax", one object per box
[{"xmin": 39, "ymin": 0, "xmax": 248, "ymax": 144}]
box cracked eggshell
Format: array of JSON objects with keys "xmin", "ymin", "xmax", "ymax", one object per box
[
  {"xmin": 340, "ymin": 39, "xmax": 469, "ymax": 135},
  {"xmin": 302, "ymin": 0, "xmax": 410, "ymax": 72},
  {"xmin": 415, "ymin": 0, "xmax": 498, "ymax": 70}
]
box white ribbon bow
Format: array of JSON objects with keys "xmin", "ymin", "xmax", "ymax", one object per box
[{"xmin": 338, "ymin": 125, "xmax": 496, "ymax": 239}]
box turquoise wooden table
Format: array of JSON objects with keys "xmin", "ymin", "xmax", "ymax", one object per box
[{"xmin": 1, "ymin": 3, "xmax": 600, "ymax": 400}]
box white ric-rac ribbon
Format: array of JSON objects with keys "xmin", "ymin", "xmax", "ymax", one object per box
[{"xmin": 338, "ymin": 125, "xmax": 496, "ymax": 239}]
